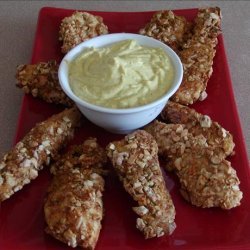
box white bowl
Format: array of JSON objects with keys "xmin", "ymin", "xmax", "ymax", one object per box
[{"xmin": 58, "ymin": 33, "xmax": 183, "ymax": 134}]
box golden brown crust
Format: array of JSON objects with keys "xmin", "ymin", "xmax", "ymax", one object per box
[
  {"xmin": 144, "ymin": 121, "xmax": 208, "ymax": 171},
  {"xmin": 0, "ymin": 107, "xmax": 82, "ymax": 202},
  {"xmin": 172, "ymin": 7, "xmax": 222, "ymax": 105},
  {"xmin": 107, "ymin": 130, "xmax": 176, "ymax": 239},
  {"xmin": 16, "ymin": 61, "xmax": 73, "ymax": 107},
  {"xmin": 44, "ymin": 138, "xmax": 107, "ymax": 249},
  {"xmin": 161, "ymin": 101, "xmax": 235, "ymax": 157},
  {"xmin": 174, "ymin": 147, "xmax": 242, "ymax": 209},
  {"xmin": 59, "ymin": 11, "xmax": 108, "ymax": 54},
  {"xmin": 139, "ymin": 10, "xmax": 192, "ymax": 52},
  {"xmin": 171, "ymin": 41, "xmax": 216, "ymax": 104},
  {"xmin": 144, "ymin": 120, "xmax": 242, "ymax": 209},
  {"xmin": 190, "ymin": 7, "xmax": 222, "ymax": 45},
  {"xmin": 139, "ymin": 7, "xmax": 222, "ymax": 105}
]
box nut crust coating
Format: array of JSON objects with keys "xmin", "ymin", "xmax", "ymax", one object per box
[
  {"xmin": 107, "ymin": 130, "xmax": 176, "ymax": 239},
  {"xmin": 44, "ymin": 138, "xmax": 107, "ymax": 249},
  {"xmin": 59, "ymin": 11, "xmax": 108, "ymax": 53},
  {"xmin": 172, "ymin": 7, "xmax": 222, "ymax": 105},
  {"xmin": 145, "ymin": 120, "xmax": 242, "ymax": 209},
  {"xmin": 16, "ymin": 61, "xmax": 73, "ymax": 107},
  {"xmin": 0, "ymin": 107, "xmax": 81, "ymax": 202},
  {"xmin": 161, "ymin": 101, "xmax": 235, "ymax": 158},
  {"xmin": 139, "ymin": 10, "xmax": 192, "ymax": 52}
]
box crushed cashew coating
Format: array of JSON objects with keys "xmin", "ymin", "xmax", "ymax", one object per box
[
  {"xmin": 175, "ymin": 147, "xmax": 242, "ymax": 209},
  {"xmin": 172, "ymin": 7, "xmax": 222, "ymax": 105},
  {"xmin": 139, "ymin": 10, "xmax": 192, "ymax": 52},
  {"xmin": 172, "ymin": 41, "xmax": 216, "ymax": 105},
  {"xmin": 44, "ymin": 138, "xmax": 107, "ymax": 250},
  {"xmin": 16, "ymin": 61, "xmax": 73, "ymax": 107},
  {"xmin": 145, "ymin": 120, "xmax": 208, "ymax": 171},
  {"xmin": 59, "ymin": 11, "xmax": 108, "ymax": 54},
  {"xmin": 106, "ymin": 130, "xmax": 176, "ymax": 239},
  {"xmin": 145, "ymin": 120, "xmax": 242, "ymax": 209},
  {"xmin": 161, "ymin": 101, "xmax": 235, "ymax": 158},
  {"xmin": 0, "ymin": 107, "xmax": 82, "ymax": 202}
]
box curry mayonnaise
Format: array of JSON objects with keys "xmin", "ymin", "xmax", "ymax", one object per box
[{"xmin": 69, "ymin": 40, "xmax": 174, "ymax": 108}]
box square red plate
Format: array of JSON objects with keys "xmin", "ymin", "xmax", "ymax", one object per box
[{"xmin": 0, "ymin": 7, "xmax": 250, "ymax": 250}]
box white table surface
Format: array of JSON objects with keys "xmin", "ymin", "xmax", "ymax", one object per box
[{"xmin": 0, "ymin": 1, "xmax": 249, "ymax": 160}]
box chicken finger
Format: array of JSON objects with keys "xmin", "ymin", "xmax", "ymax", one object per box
[
  {"xmin": 139, "ymin": 10, "xmax": 192, "ymax": 52},
  {"xmin": 145, "ymin": 120, "xmax": 208, "ymax": 171},
  {"xmin": 107, "ymin": 130, "xmax": 176, "ymax": 238},
  {"xmin": 16, "ymin": 60, "xmax": 73, "ymax": 107},
  {"xmin": 174, "ymin": 146, "xmax": 242, "ymax": 209},
  {"xmin": 172, "ymin": 7, "xmax": 222, "ymax": 105},
  {"xmin": 145, "ymin": 120, "xmax": 242, "ymax": 209},
  {"xmin": 59, "ymin": 11, "xmax": 108, "ymax": 54},
  {"xmin": 44, "ymin": 138, "xmax": 107, "ymax": 249},
  {"xmin": 161, "ymin": 101, "xmax": 235, "ymax": 157},
  {"xmin": 0, "ymin": 107, "xmax": 81, "ymax": 202}
]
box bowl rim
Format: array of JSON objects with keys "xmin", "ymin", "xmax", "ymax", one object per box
[{"xmin": 58, "ymin": 33, "xmax": 183, "ymax": 114}]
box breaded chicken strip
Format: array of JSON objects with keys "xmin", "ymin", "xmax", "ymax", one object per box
[
  {"xmin": 174, "ymin": 146, "xmax": 242, "ymax": 209},
  {"xmin": 59, "ymin": 11, "xmax": 108, "ymax": 54},
  {"xmin": 161, "ymin": 101, "xmax": 235, "ymax": 157},
  {"xmin": 145, "ymin": 120, "xmax": 242, "ymax": 209},
  {"xmin": 172, "ymin": 7, "xmax": 222, "ymax": 105},
  {"xmin": 172, "ymin": 41, "xmax": 216, "ymax": 104},
  {"xmin": 44, "ymin": 138, "xmax": 107, "ymax": 249},
  {"xmin": 187, "ymin": 7, "xmax": 222, "ymax": 46},
  {"xmin": 139, "ymin": 10, "xmax": 192, "ymax": 52},
  {"xmin": 145, "ymin": 121, "xmax": 208, "ymax": 171},
  {"xmin": 16, "ymin": 61, "xmax": 73, "ymax": 107},
  {"xmin": 107, "ymin": 130, "xmax": 176, "ymax": 238},
  {"xmin": 0, "ymin": 107, "xmax": 81, "ymax": 202}
]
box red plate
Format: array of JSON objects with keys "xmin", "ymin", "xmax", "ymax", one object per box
[{"xmin": 0, "ymin": 7, "xmax": 250, "ymax": 250}]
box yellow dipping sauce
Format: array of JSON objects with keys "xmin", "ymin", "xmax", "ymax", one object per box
[{"xmin": 69, "ymin": 40, "xmax": 174, "ymax": 109}]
